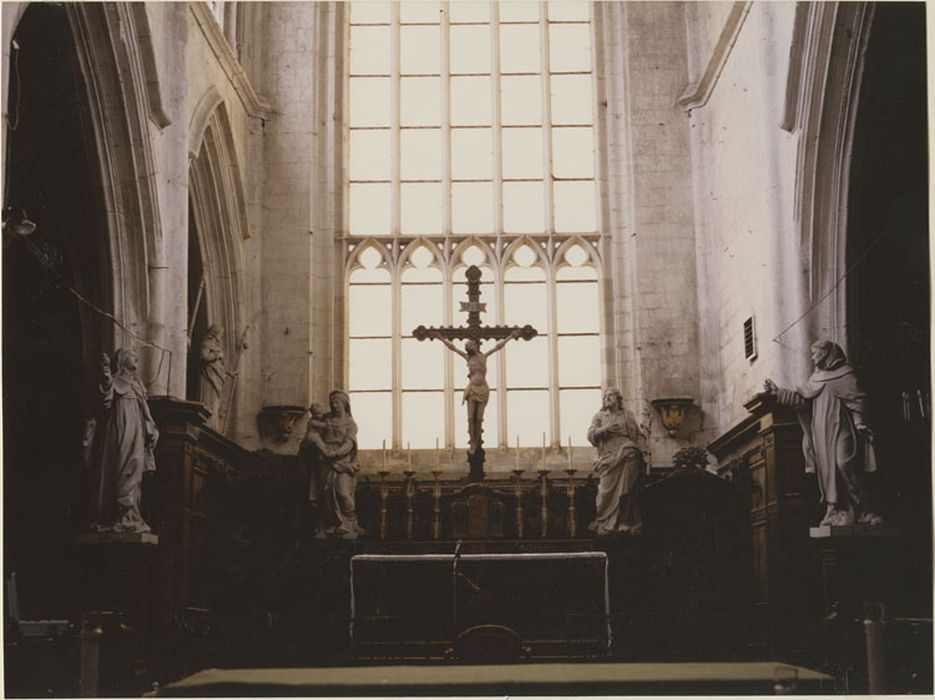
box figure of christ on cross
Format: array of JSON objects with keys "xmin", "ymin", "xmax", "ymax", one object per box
[
  {"xmin": 414, "ymin": 265, "xmax": 537, "ymax": 481},
  {"xmin": 429, "ymin": 330, "xmax": 522, "ymax": 456}
]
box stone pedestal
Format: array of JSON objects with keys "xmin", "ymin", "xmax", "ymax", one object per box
[
  {"xmin": 810, "ymin": 527, "xmax": 901, "ymax": 618},
  {"xmin": 73, "ymin": 532, "xmax": 161, "ymax": 686}
]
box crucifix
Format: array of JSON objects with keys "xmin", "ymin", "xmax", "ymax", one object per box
[{"xmin": 413, "ymin": 265, "xmax": 538, "ymax": 481}]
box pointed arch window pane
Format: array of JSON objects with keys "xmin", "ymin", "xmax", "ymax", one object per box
[
  {"xmin": 350, "ymin": 26, "xmax": 391, "ymax": 74},
  {"xmin": 451, "ymin": 128, "xmax": 493, "ymax": 180},
  {"xmin": 499, "ymin": 24, "xmax": 540, "ymax": 73},
  {"xmin": 503, "ymin": 182, "xmax": 545, "ymax": 233},
  {"xmin": 499, "ymin": 2, "xmax": 540, "ymax": 23},
  {"xmin": 351, "ymin": 2, "xmax": 392, "ymax": 25},
  {"xmin": 402, "ymin": 339, "xmax": 444, "ymax": 388},
  {"xmin": 501, "ymin": 76, "xmax": 542, "ymax": 125},
  {"xmin": 349, "ymin": 183, "xmax": 391, "ymax": 234},
  {"xmin": 401, "ymin": 78, "xmax": 441, "ymax": 126},
  {"xmin": 452, "ymin": 182, "xmax": 495, "ymax": 234},
  {"xmin": 550, "ymin": 74, "xmax": 592, "ymax": 125},
  {"xmin": 449, "ymin": 1, "xmax": 490, "ymax": 23},
  {"xmin": 558, "ymin": 335, "xmax": 601, "ymax": 386},
  {"xmin": 450, "ymin": 25, "xmax": 491, "ymax": 74},
  {"xmin": 401, "ymin": 183, "xmax": 443, "ymax": 234},
  {"xmin": 504, "ymin": 276, "xmax": 547, "ymax": 328},
  {"xmin": 548, "ymin": 23, "xmax": 592, "ymax": 73},
  {"xmin": 348, "ymin": 284, "xmax": 392, "ymax": 336},
  {"xmin": 451, "ymin": 76, "xmax": 492, "ymax": 126},
  {"xmin": 350, "ymin": 78, "xmax": 391, "ymax": 127},
  {"xmin": 401, "ymin": 25, "xmax": 441, "ymax": 74},
  {"xmin": 401, "ymin": 129, "xmax": 442, "ymax": 180},
  {"xmin": 506, "ymin": 390, "xmax": 550, "ymax": 446},
  {"xmin": 552, "ymin": 127, "xmax": 594, "ymax": 179},
  {"xmin": 401, "ymin": 281, "xmax": 443, "ymax": 330},
  {"xmin": 400, "ymin": 1, "xmax": 441, "ymax": 24},
  {"xmin": 350, "ymin": 129, "xmax": 391, "ymax": 181},
  {"xmin": 402, "ymin": 392, "xmax": 445, "ymax": 448},
  {"xmin": 349, "ymin": 339, "xmax": 392, "ymax": 389},
  {"xmin": 502, "ymin": 127, "xmax": 543, "ymax": 179},
  {"xmin": 554, "ymin": 180, "xmax": 596, "ymax": 232},
  {"xmin": 351, "ymin": 392, "xmax": 392, "ymax": 449},
  {"xmin": 557, "ymin": 280, "xmax": 600, "ymax": 333}
]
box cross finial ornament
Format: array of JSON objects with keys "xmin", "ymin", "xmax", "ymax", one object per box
[{"xmin": 413, "ymin": 265, "xmax": 537, "ymax": 481}]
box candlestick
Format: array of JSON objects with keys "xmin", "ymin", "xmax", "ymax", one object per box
[
  {"xmin": 565, "ymin": 468, "xmax": 577, "ymax": 538},
  {"xmin": 515, "ymin": 435, "xmax": 520, "ymax": 469},
  {"xmin": 568, "ymin": 436, "xmax": 573, "ymax": 469},
  {"xmin": 435, "ymin": 437, "xmax": 440, "ymax": 468},
  {"xmin": 382, "ymin": 439, "xmax": 387, "ymax": 469},
  {"xmin": 541, "ymin": 432, "xmax": 546, "ymax": 468},
  {"xmin": 408, "ymin": 442, "xmax": 412, "ymax": 468},
  {"xmin": 512, "ymin": 468, "xmax": 525, "ymax": 539},
  {"xmin": 431, "ymin": 469, "xmax": 443, "ymax": 540},
  {"xmin": 377, "ymin": 470, "xmax": 390, "ymax": 540}
]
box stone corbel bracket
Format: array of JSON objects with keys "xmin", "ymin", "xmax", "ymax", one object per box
[{"xmin": 258, "ymin": 405, "xmax": 307, "ymax": 443}]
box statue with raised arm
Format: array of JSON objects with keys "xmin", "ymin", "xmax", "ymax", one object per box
[
  {"xmin": 84, "ymin": 348, "xmax": 159, "ymax": 534},
  {"xmin": 429, "ymin": 329, "xmax": 522, "ymax": 455},
  {"xmin": 764, "ymin": 340, "xmax": 882, "ymax": 528}
]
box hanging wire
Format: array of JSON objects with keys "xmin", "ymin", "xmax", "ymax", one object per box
[
  {"xmin": 20, "ymin": 235, "xmax": 174, "ymax": 388},
  {"xmin": 771, "ymin": 226, "xmax": 897, "ymax": 345}
]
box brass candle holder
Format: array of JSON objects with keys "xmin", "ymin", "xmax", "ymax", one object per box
[
  {"xmin": 377, "ymin": 470, "xmax": 390, "ymax": 540},
  {"xmin": 403, "ymin": 469, "xmax": 417, "ymax": 540},
  {"xmin": 512, "ymin": 469, "xmax": 525, "ymax": 539},
  {"xmin": 430, "ymin": 469, "xmax": 443, "ymax": 540},
  {"xmin": 565, "ymin": 468, "xmax": 577, "ymax": 538},
  {"xmin": 538, "ymin": 469, "xmax": 550, "ymax": 538}
]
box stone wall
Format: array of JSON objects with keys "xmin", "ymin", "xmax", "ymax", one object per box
[{"xmin": 682, "ymin": 2, "xmax": 811, "ymax": 439}]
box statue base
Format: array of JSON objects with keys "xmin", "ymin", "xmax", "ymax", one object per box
[
  {"xmin": 75, "ymin": 532, "xmax": 159, "ymax": 545},
  {"xmin": 809, "ymin": 524, "xmax": 900, "ymax": 618},
  {"xmin": 810, "ymin": 524, "xmax": 899, "ymax": 538}
]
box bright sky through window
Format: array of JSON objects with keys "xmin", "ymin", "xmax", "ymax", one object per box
[{"xmin": 347, "ymin": 1, "xmax": 601, "ymax": 451}]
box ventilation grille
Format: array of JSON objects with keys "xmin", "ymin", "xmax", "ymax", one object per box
[{"xmin": 743, "ymin": 316, "xmax": 757, "ymax": 361}]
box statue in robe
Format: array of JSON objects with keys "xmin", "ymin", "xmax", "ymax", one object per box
[
  {"xmin": 199, "ymin": 325, "xmax": 235, "ymax": 428},
  {"xmin": 83, "ymin": 348, "xmax": 159, "ymax": 533},
  {"xmin": 299, "ymin": 390, "xmax": 364, "ymax": 539},
  {"xmin": 587, "ymin": 388, "xmax": 647, "ymax": 536},
  {"xmin": 765, "ymin": 340, "xmax": 882, "ymax": 527}
]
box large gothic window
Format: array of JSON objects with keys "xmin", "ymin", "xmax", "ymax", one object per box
[{"xmin": 346, "ymin": 1, "xmax": 601, "ymax": 450}]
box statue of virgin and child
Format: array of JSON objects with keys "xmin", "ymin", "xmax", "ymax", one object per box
[{"xmin": 298, "ymin": 390, "xmax": 364, "ymax": 539}]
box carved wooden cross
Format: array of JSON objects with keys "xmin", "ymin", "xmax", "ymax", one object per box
[{"xmin": 413, "ymin": 265, "xmax": 537, "ymax": 481}]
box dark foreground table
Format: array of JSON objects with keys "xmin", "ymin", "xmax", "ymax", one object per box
[{"xmin": 157, "ymin": 661, "xmax": 834, "ymax": 696}]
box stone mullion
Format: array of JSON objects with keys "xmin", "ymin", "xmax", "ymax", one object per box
[
  {"xmin": 390, "ymin": 7, "xmax": 402, "ymax": 449},
  {"xmin": 491, "ymin": 5, "xmax": 509, "ymax": 447},
  {"xmin": 441, "ymin": 5, "xmax": 455, "ymax": 450}
]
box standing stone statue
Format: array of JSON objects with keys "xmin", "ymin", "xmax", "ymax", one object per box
[
  {"xmin": 765, "ymin": 340, "xmax": 882, "ymax": 527},
  {"xmin": 83, "ymin": 348, "xmax": 159, "ymax": 534},
  {"xmin": 199, "ymin": 325, "xmax": 236, "ymax": 428},
  {"xmin": 298, "ymin": 390, "xmax": 363, "ymax": 539},
  {"xmin": 587, "ymin": 387, "xmax": 647, "ymax": 536},
  {"xmin": 429, "ymin": 329, "xmax": 522, "ymax": 454}
]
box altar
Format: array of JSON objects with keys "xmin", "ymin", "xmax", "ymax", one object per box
[{"xmin": 349, "ymin": 551, "xmax": 610, "ymax": 660}]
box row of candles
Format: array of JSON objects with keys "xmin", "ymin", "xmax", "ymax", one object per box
[
  {"xmin": 374, "ymin": 456, "xmax": 579, "ymax": 540},
  {"xmin": 380, "ymin": 433, "xmax": 579, "ymax": 470}
]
